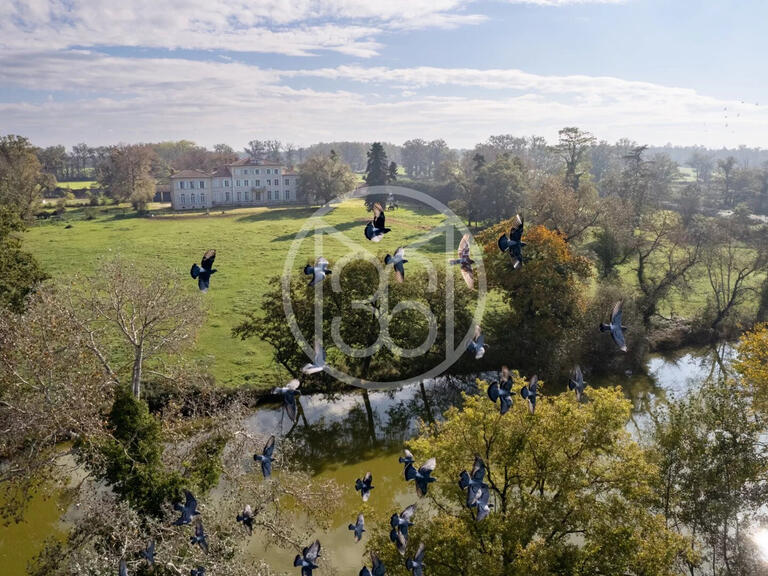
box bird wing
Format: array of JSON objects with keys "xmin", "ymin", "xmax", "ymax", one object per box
[
  {"xmin": 185, "ymin": 490, "xmax": 198, "ymax": 512},
  {"xmin": 419, "ymin": 457, "xmax": 437, "ymax": 474},
  {"xmin": 371, "ymin": 552, "xmax": 385, "ymax": 576},
  {"xmin": 612, "ymin": 324, "xmax": 627, "ymax": 351},
  {"xmin": 529, "ymin": 375, "xmax": 538, "ymax": 394},
  {"xmin": 364, "ymin": 471, "xmax": 373, "ymax": 485},
  {"xmin": 357, "ymin": 513, "xmax": 365, "ymax": 530},
  {"xmin": 401, "ymin": 503, "xmax": 417, "ymax": 521},
  {"xmin": 263, "ymin": 435, "xmax": 276, "ymax": 457},
  {"xmin": 305, "ymin": 539, "xmax": 321, "ymax": 562},
  {"xmin": 190, "ymin": 263, "xmax": 200, "ymax": 279},
  {"xmin": 415, "ymin": 541, "xmax": 426, "ymax": 562},
  {"xmin": 201, "ymin": 249, "xmax": 216, "ymax": 269},
  {"xmin": 394, "ymin": 261, "xmax": 405, "ymax": 283},
  {"xmin": 573, "ymin": 366, "xmax": 583, "ymax": 388},
  {"xmin": 510, "ymin": 214, "xmax": 524, "ymax": 241},
  {"xmin": 198, "ymin": 275, "xmax": 210, "ymax": 293},
  {"xmin": 458, "ymin": 233, "xmax": 470, "ymax": 259},
  {"xmin": 261, "ymin": 458, "xmax": 272, "ymax": 477},
  {"xmin": 460, "ymin": 264, "xmax": 474, "ymax": 290},
  {"xmin": 285, "ymin": 379, "xmax": 301, "ymax": 390},
  {"xmin": 497, "ymin": 234, "xmax": 511, "ymax": 252},
  {"xmin": 394, "ymin": 246, "xmax": 405, "ymax": 260},
  {"xmin": 360, "ymin": 569, "xmax": 372, "ymax": 576},
  {"xmin": 473, "ymin": 325, "xmax": 482, "ymax": 342},
  {"xmin": 373, "ymin": 203, "xmax": 385, "ymax": 228},
  {"xmin": 487, "ymin": 382, "xmax": 500, "ymax": 402},
  {"xmin": 119, "ymin": 559, "xmax": 128, "ymax": 576},
  {"xmin": 403, "ymin": 449, "xmax": 414, "ymax": 461},
  {"xmin": 285, "ymin": 396, "xmax": 298, "ymax": 422},
  {"xmin": 471, "ymin": 455, "xmax": 485, "ymax": 482},
  {"xmin": 611, "ymin": 300, "xmax": 623, "ymax": 325},
  {"xmin": 404, "ymin": 463, "xmax": 418, "ymax": 481},
  {"xmin": 316, "ymin": 257, "xmax": 329, "ymax": 270}
]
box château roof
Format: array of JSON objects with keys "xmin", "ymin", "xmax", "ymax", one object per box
[
  {"xmin": 211, "ymin": 166, "xmax": 232, "ymax": 177},
  {"xmin": 229, "ymin": 157, "xmax": 285, "ymax": 167},
  {"xmin": 170, "ymin": 169, "xmax": 212, "ymax": 179}
]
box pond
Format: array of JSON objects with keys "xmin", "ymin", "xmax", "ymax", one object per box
[{"xmin": 0, "ymin": 343, "xmax": 735, "ymax": 575}]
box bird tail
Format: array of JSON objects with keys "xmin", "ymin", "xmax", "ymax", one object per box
[
  {"xmin": 190, "ymin": 264, "xmax": 200, "ymax": 279},
  {"xmin": 304, "ymin": 265, "xmax": 314, "ymax": 275},
  {"xmin": 449, "ymin": 259, "xmax": 460, "ymax": 265},
  {"xmin": 488, "ymin": 382, "xmax": 500, "ymax": 402},
  {"xmin": 458, "ymin": 470, "xmax": 470, "ymax": 490},
  {"xmin": 348, "ymin": 523, "xmax": 356, "ymax": 530},
  {"xmin": 385, "ymin": 254, "xmax": 392, "ymax": 265},
  {"xmin": 293, "ymin": 555, "xmax": 303, "ymax": 567},
  {"xmin": 599, "ymin": 323, "xmax": 610, "ymax": 332},
  {"xmin": 404, "ymin": 464, "xmax": 417, "ymax": 482}
]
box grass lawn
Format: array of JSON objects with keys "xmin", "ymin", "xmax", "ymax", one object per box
[
  {"xmin": 24, "ymin": 199, "xmax": 464, "ymax": 389},
  {"xmin": 56, "ymin": 180, "xmax": 98, "ymax": 190}
]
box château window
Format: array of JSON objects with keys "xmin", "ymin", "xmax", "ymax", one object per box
[
  {"xmin": 244, "ymin": 180, "xmax": 249, "ymax": 187},
  {"xmin": 285, "ymin": 190, "xmax": 290, "ymax": 200},
  {"xmin": 266, "ymin": 169, "xmax": 271, "ymax": 174},
  {"xmin": 189, "ymin": 181, "xmax": 195, "ymax": 189},
  {"xmin": 199, "ymin": 181, "xmax": 205, "ymax": 189},
  {"xmin": 236, "ymin": 180, "xmax": 241, "ymax": 187},
  {"xmin": 200, "ymin": 193, "xmax": 205, "ymax": 204},
  {"xmin": 180, "ymin": 193, "xmax": 185, "ymax": 204},
  {"xmin": 224, "ymin": 179, "xmax": 230, "ymax": 187},
  {"xmin": 179, "ymin": 181, "xmax": 185, "ymax": 189},
  {"xmin": 268, "ymin": 190, "xmax": 272, "ymax": 200},
  {"xmin": 284, "ymin": 178, "xmax": 289, "ymax": 185},
  {"xmin": 267, "ymin": 179, "xmax": 271, "ymax": 186},
  {"xmin": 255, "ymin": 169, "xmax": 259, "ymax": 174},
  {"xmin": 237, "ymin": 191, "xmax": 241, "ymax": 201},
  {"xmin": 275, "ymin": 168, "xmax": 280, "ymax": 174},
  {"xmin": 190, "ymin": 193, "xmax": 195, "ymax": 204},
  {"xmin": 243, "ymin": 169, "xmax": 248, "ymax": 174},
  {"xmin": 245, "ymin": 191, "xmax": 250, "ymax": 201},
  {"xmin": 255, "ymin": 179, "xmax": 260, "ymax": 186},
  {"xmin": 225, "ymin": 191, "xmax": 230, "ymax": 201}
]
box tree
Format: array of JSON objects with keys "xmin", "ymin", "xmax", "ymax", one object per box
[
  {"xmin": 634, "ymin": 211, "xmax": 703, "ymax": 327},
  {"xmin": 66, "ymin": 258, "xmax": 204, "ymax": 399},
  {"xmin": 736, "ymin": 323, "xmax": 768, "ymax": 414},
  {"xmin": 245, "ymin": 139, "xmax": 282, "ymax": 162},
  {"xmin": 553, "ymin": 127, "xmax": 595, "ymax": 192},
  {"xmin": 370, "ymin": 383, "xmax": 691, "ymax": 575},
  {"xmin": 297, "ymin": 153, "xmax": 356, "ymax": 204},
  {"xmin": 388, "ymin": 161, "xmax": 399, "ymax": 183},
  {"xmin": 213, "ymin": 143, "xmax": 234, "ymax": 155},
  {"xmin": 234, "ymin": 259, "xmax": 475, "ymax": 384},
  {"xmin": 530, "ymin": 176, "xmax": 601, "ymax": 242},
  {"xmin": 36, "ymin": 145, "xmax": 67, "ymax": 180},
  {"xmin": 99, "ymin": 144, "xmax": 157, "ymax": 211},
  {"xmin": 651, "ymin": 378, "xmax": 768, "ymax": 576},
  {"xmin": 688, "ymin": 150, "xmax": 714, "ymax": 186},
  {"xmin": 477, "ymin": 153, "xmax": 527, "ymax": 223},
  {"xmin": 477, "ymin": 222, "xmax": 591, "ymax": 376},
  {"xmin": 0, "ymin": 134, "xmax": 55, "ymax": 221},
  {"xmin": 364, "ymin": 142, "xmax": 390, "ymax": 187},
  {"xmin": 703, "ymin": 219, "xmax": 768, "ymax": 331},
  {"xmin": 718, "ymin": 155, "xmax": 738, "ymax": 208},
  {"xmin": 0, "ymin": 208, "xmax": 48, "ymax": 312}
]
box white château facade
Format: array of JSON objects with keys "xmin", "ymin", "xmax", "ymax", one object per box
[{"xmin": 169, "ymin": 158, "xmax": 298, "ymax": 210}]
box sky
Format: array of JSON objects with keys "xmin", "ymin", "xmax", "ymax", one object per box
[{"xmin": 1, "ymin": 0, "xmax": 766, "ymax": 150}]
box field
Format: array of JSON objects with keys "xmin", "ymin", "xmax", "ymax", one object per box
[
  {"xmin": 23, "ymin": 200, "xmax": 452, "ymax": 388},
  {"xmin": 55, "ymin": 180, "xmax": 98, "ymax": 190}
]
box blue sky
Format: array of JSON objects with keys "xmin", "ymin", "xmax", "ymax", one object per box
[{"xmin": 0, "ymin": 0, "xmax": 765, "ymax": 149}]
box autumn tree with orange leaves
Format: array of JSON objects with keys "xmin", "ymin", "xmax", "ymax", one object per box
[{"xmin": 477, "ymin": 221, "xmax": 591, "ymax": 377}]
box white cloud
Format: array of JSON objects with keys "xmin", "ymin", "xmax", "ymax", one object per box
[{"xmin": 0, "ymin": 50, "xmax": 765, "ymax": 150}]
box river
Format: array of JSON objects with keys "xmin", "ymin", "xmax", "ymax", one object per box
[{"xmin": 0, "ymin": 344, "xmax": 735, "ymax": 575}]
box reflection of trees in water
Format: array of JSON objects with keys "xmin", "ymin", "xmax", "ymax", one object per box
[{"xmin": 280, "ymin": 379, "xmax": 469, "ymax": 472}]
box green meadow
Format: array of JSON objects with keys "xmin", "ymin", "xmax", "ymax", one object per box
[{"xmin": 23, "ymin": 200, "xmax": 453, "ymax": 388}]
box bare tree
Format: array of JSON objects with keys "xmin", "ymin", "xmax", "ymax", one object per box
[
  {"xmin": 67, "ymin": 258, "xmax": 204, "ymax": 399},
  {"xmin": 552, "ymin": 127, "xmax": 595, "ymax": 192},
  {"xmin": 634, "ymin": 211, "xmax": 703, "ymax": 327},
  {"xmin": 704, "ymin": 220, "xmax": 768, "ymax": 331}
]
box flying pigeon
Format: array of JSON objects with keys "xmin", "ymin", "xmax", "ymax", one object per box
[
  {"xmin": 190, "ymin": 568, "xmax": 206, "ymax": 576},
  {"xmin": 568, "ymin": 365, "xmax": 585, "ymax": 401},
  {"xmin": 304, "ymin": 257, "xmax": 332, "ymax": 287},
  {"xmin": 404, "ymin": 458, "xmax": 437, "ymax": 497},
  {"xmin": 487, "ymin": 366, "xmax": 513, "ymax": 415},
  {"xmin": 498, "ymin": 214, "xmax": 525, "ymax": 269},
  {"xmin": 405, "ymin": 542, "xmax": 426, "ymax": 576},
  {"xmin": 254, "ymin": 435, "xmax": 276, "ymax": 478},
  {"xmin": 140, "ymin": 540, "xmax": 155, "ymax": 566},
  {"xmin": 301, "ymin": 341, "xmax": 326, "ymax": 374},
  {"xmin": 236, "ymin": 504, "xmax": 255, "ymax": 535},
  {"xmin": 119, "ymin": 559, "xmax": 128, "ymax": 576},
  {"xmin": 294, "ymin": 539, "xmax": 321, "ymax": 576},
  {"xmin": 173, "ymin": 490, "xmax": 200, "ymax": 525},
  {"xmin": 365, "ymin": 202, "xmax": 391, "ymax": 242},
  {"xmin": 459, "ymin": 455, "xmax": 488, "ymax": 507},
  {"xmin": 600, "ymin": 300, "xmax": 628, "ymax": 352},
  {"xmin": 520, "ymin": 375, "xmax": 539, "ymax": 414},
  {"xmin": 385, "ymin": 247, "xmax": 408, "ymax": 283},
  {"xmin": 349, "ymin": 513, "xmax": 365, "ymax": 542},
  {"xmin": 190, "ymin": 518, "xmax": 209, "ymax": 554},
  {"xmin": 360, "ymin": 551, "xmax": 387, "ymax": 576},
  {"xmin": 355, "ymin": 472, "xmax": 374, "ymax": 502},
  {"xmin": 273, "ymin": 379, "xmax": 301, "ymax": 422},
  {"xmin": 190, "ymin": 249, "xmax": 217, "ymax": 292},
  {"xmin": 389, "ymin": 504, "xmax": 417, "ymax": 555},
  {"xmin": 450, "ymin": 233, "xmax": 475, "ymax": 289},
  {"xmin": 399, "ymin": 449, "xmax": 415, "ymax": 468},
  {"xmin": 466, "ymin": 325, "xmax": 487, "ymax": 360},
  {"xmin": 468, "ymin": 486, "xmax": 494, "ymax": 521}
]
